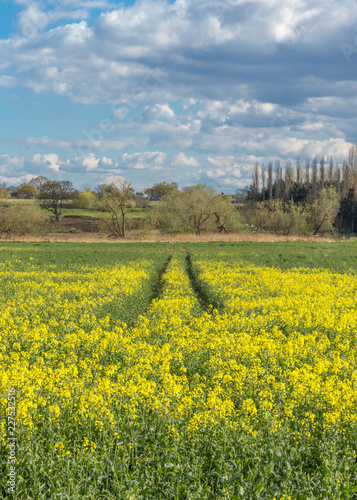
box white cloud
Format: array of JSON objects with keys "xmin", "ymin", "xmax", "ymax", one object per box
[
  {"xmin": 64, "ymin": 153, "xmax": 120, "ymax": 173},
  {"xmin": 0, "ymin": 0, "xmax": 357, "ymax": 189},
  {"xmin": 22, "ymin": 135, "xmax": 147, "ymax": 155},
  {"xmin": 33, "ymin": 153, "xmax": 62, "ymax": 171},
  {"xmin": 17, "ymin": 3, "xmax": 51, "ymax": 35},
  {"xmin": 14, "ymin": 0, "xmax": 111, "ymax": 37},
  {"xmin": 143, "ymin": 104, "xmax": 175, "ymax": 121},
  {"xmin": 0, "ymin": 155, "xmax": 25, "ymax": 177},
  {"xmin": 0, "ymin": 152, "xmax": 121, "ymax": 181},
  {"xmin": 0, "ymin": 75, "xmax": 17, "ymax": 87},
  {"xmin": 205, "ymin": 155, "xmax": 254, "ymax": 187},
  {"xmin": 2, "ymin": 0, "xmax": 355, "ymax": 105},
  {"xmin": 171, "ymin": 152, "xmax": 201, "ymax": 168},
  {"xmin": 119, "ymin": 151, "xmax": 167, "ymax": 170},
  {"xmin": 78, "ymin": 154, "xmax": 99, "ymax": 172},
  {"xmin": 104, "ymin": 174, "xmax": 126, "ymax": 185}
]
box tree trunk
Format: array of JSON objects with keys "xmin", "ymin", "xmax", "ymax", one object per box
[
  {"xmin": 314, "ymin": 213, "xmax": 327, "ymax": 235},
  {"xmin": 121, "ymin": 207, "xmax": 125, "ymax": 238}
]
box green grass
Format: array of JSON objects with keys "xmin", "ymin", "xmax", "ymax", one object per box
[
  {"xmin": 61, "ymin": 208, "xmax": 151, "ymax": 219},
  {"xmin": 1, "ymin": 199, "xmax": 152, "ymax": 219},
  {"xmin": 186, "ymin": 240, "xmax": 357, "ymax": 273},
  {"xmin": 58, "ymin": 208, "xmax": 109, "ymax": 218},
  {"xmin": 1, "ymin": 199, "xmax": 35, "ymax": 205},
  {"xmin": 0, "ymin": 241, "xmax": 167, "ymax": 269}
]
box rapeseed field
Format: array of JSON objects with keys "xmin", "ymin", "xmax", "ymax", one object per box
[{"xmin": 2, "ymin": 242, "xmax": 357, "ymax": 499}]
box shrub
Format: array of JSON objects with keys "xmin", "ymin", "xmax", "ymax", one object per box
[
  {"xmin": 0, "ymin": 203, "xmax": 48, "ymax": 235},
  {"xmin": 77, "ymin": 190, "xmax": 96, "ymax": 209}
]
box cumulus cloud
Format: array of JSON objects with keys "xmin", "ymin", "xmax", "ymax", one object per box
[
  {"xmin": 1, "ymin": 0, "xmax": 356, "ymax": 105},
  {"xmin": 0, "ymin": 0, "xmax": 356, "ymax": 189},
  {"xmin": 33, "ymin": 153, "xmax": 62, "ymax": 172},
  {"xmin": 203, "ymin": 155, "xmax": 256, "ymax": 187},
  {"xmin": 14, "ymin": 0, "xmax": 111, "ymax": 37},
  {"xmin": 171, "ymin": 153, "xmax": 201, "ymax": 168},
  {"xmin": 0, "ymin": 152, "xmax": 121, "ymax": 183},
  {"xmin": 119, "ymin": 151, "xmax": 167, "ymax": 171},
  {"xmin": 142, "ymin": 104, "xmax": 175, "ymax": 122},
  {"xmin": 0, "ymin": 155, "xmax": 25, "ymax": 177}
]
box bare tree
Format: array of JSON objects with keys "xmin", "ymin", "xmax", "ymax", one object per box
[
  {"xmin": 336, "ymin": 165, "xmax": 341, "ymax": 194},
  {"xmin": 274, "ymin": 159, "xmax": 282, "ymax": 199},
  {"xmin": 348, "ymin": 143, "xmax": 357, "ymax": 170},
  {"xmin": 311, "ymin": 156, "xmax": 318, "ymax": 201},
  {"xmin": 177, "ymin": 184, "xmax": 214, "ymax": 235},
  {"xmin": 251, "ymin": 163, "xmax": 260, "ymax": 201},
  {"xmin": 328, "ymin": 157, "xmax": 334, "ymax": 184},
  {"xmin": 296, "ymin": 158, "xmax": 302, "ymax": 185},
  {"xmin": 284, "ymin": 161, "xmax": 294, "ymax": 200},
  {"xmin": 268, "ymin": 162, "xmax": 273, "ymax": 199},
  {"xmin": 261, "ymin": 164, "xmax": 266, "ymax": 201},
  {"xmin": 38, "ymin": 180, "xmax": 75, "ymax": 222},
  {"xmin": 319, "ymin": 156, "xmax": 325, "ymax": 190},
  {"xmin": 30, "ymin": 176, "xmax": 49, "ymax": 191},
  {"xmin": 97, "ymin": 179, "xmax": 135, "ymax": 238},
  {"xmin": 305, "ymin": 159, "xmax": 310, "ymax": 187},
  {"xmin": 342, "ymin": 162, "xmax": 351, "ymax": 196}
]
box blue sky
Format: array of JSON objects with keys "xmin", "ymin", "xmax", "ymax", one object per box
[{"xmin": 0, "ymin": 0, "xmax": 357, "ymax": 191}]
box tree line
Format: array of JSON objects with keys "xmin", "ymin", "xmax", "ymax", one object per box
[
  {"xmin": 2, "ymin": 142, "xmax": 357, "ymax": 238},
  {"xmin": 243, "ymin": 143, "xmax": 357, "ymax": 235},
  {"xmin": 0, "ymin": 177, "xmax": 245, "ymax": 237}
]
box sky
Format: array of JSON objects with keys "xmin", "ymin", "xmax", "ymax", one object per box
[{"xmin": 0, "ymin": 0, "xmax": 357, "ymax": 192}]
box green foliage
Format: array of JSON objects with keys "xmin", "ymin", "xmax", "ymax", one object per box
[
  {"xmin": 153, "ymin": 205, "xmax": 196, "ymax": 234},
  {"xmin": 244, "ymin": 199, "xmax": 312, "ymax": 236},
  {"xmin": 77, "ymin": 189, "xmax": 96, "ymax": 209},
  {"xmin": 124, "ymin": 216, "xmax": 153, "ymax": 239},
  {"xmin": 0, "ymin": 188, "xmax": 10, "ymax": 200},
  {"xmin": 146, "ymin": 181, "xmax": 179, "ymax": 200},
  {"xmin": 18, "ymin": 183, "xmax": 38, "ymax": 199},
  {"xmin": 311, "ymin": 186, "xmax": 340, "ymax": 235},
  {"xmin": 243, "ymin": 192, "xmax": 341, "ymax": 236},
  {"xmin": 208, "ymin": 196, "xmax": 247, "ymax": 233},
  {"xmin": 156, "ymin": 184, "xmax": 245, "ymax": 235}
]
